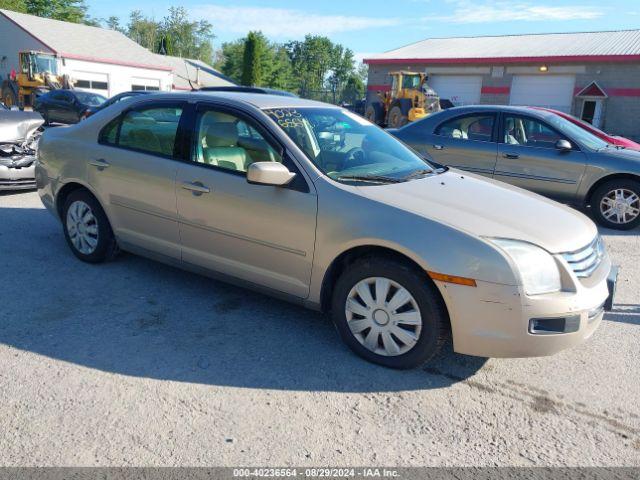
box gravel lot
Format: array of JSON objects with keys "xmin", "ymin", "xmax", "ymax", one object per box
[{"xmin": 0, "ymin": 190, "xmax": 639, "ymax": 467}]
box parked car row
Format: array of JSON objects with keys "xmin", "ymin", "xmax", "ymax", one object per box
[
  {"xmin": 35, "ymin": 91, "xmax": 617, "ymax": 369},
  {"xmin": 390, "ymin": 105, "xmax": 640, "ymax": 230}
]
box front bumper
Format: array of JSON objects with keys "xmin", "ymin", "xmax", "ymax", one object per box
[
  {"xmin": 436, "ymin": 255, "xmax": 613, "ymax": 358},
  {"xmin": 0, "ymin": 163, "xmax": 36, "ymax": 190}
]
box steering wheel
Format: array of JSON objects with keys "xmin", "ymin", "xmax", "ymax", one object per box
[{"xmin": 343, "ymin": 147, "xmax": 366, "ymax": 167}]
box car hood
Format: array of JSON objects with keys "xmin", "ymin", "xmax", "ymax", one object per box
[
  {"xmin": 355, "ymin": 170, "xmax": 597, "ymax": 254},
  {"xmin": 0, "ymin": 110, "xmax": 44, "ymax": 143},
  {"xmin": 598, "ymin": 145, "xmax": 640, "ymax": 161},
  {"xmin": 609, "ymin": 136, "xmax": 640, "ymax": 150}
]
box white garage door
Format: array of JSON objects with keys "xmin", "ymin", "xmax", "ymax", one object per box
[
  {"xmin": 510, "ymin": 75, "xmax": 575, "ymax": 112},
  {"xmin": 429, "ymin": 75, "xmax": 482, "ymax": 106},
  {"xmin": 72, "ymin": 71, "xmax": 109, "ymax": 94}
]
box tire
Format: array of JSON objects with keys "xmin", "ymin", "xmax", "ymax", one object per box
[
  {"xmin": 331, "ymin": 257, "xmax": 449, "ymax": 369},
  {"xmin": 590, "ymin": 179, "xmax": 640, "ymax": 230},
  {"xmin": 365, "ymin": 103, "xmax": 383, "ymax": 125},
  {"xmin": 62, "ymin": 190, "xmax": 118, "ymax": 263},
  {"xmin": 388, "ymin": 106, "xmax": 408, "ymax": 129},
  {"xmin": 2, "ymin": 86, "xmax": 17, "ymax": 109}
]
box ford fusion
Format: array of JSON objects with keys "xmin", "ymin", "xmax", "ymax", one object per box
[{"xmin": 36, "ymin": 92, "xmax": 616, "ymax": 368}]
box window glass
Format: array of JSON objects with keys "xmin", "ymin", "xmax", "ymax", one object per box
[
  {"xmin": 264, "ymin": 107, "xmax": 437, "ymax": 183},
  {"xmin": 194, "ymin": 110, "xmax": 282, "ymax": 173},
  {"xmin": 503, "ymin": 116, "xmax": 564, "ymax": 149},
  {"xmin": 436, "ymin": 114, "xmax": 494, "ymax": 142},
  {"xmin": 74, "ymin": 91, "xmax": 106, "ymax": 106},
  {"xmin": 118, "ymin": 106, "xmax": 183, "ymax": 157}
]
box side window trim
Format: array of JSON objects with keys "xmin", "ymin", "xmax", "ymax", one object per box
[
  {"xmin": 434, "ymin": 112, "xmax": 497, "ymax": 143},
  {"xmin": 97, "ymin": 100, "xmax": 188, "ymax": 159}
]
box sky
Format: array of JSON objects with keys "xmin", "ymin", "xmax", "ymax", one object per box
[{"xmin": 87, "ymin": 0, "xmax": 640, "ymax": 62}]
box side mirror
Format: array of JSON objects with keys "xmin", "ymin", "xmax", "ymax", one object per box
[
  {"xmin": 556, "ymin": 139, "xmax": 572, "ymax": 151},
  {"xmin": 247, "ymin": 162, "xmax": 296, "ymax": 186}
]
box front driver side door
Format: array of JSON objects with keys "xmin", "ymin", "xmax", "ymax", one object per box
[
  {"xmin": 495, "ymin": 114, "xmax": 587, "ymax": 202},
  {"xmin": 175, "ymin": 104, "xmax": 318, "ymax": 298}
]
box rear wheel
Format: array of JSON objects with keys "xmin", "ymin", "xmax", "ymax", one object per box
[
  {"xmin": 331, "ymin": 257, "xmax": 449, "ymax": 369},
  {"xmin": 591, "ymin": 179, "xmax": 640, "ymax": 230},
  {"xmin": 62, "ymin": 190, "xmax": 118, "ymax": 263},
  {"xmin": 388, "ymin": 106, "xmax": 408, "ymax": 128}
]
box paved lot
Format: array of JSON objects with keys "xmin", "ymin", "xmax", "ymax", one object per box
[{"xmin": 0, "ymin": 190, "xmax": 639, "ymax": 466}]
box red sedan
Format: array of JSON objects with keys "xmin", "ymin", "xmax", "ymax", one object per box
[{"xmin": 532, "ymin": 107, "xmax": 640, "ymax": 151}]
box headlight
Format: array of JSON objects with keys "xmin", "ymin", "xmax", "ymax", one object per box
[{"xmin": 489, "ymin": 238, "xmax": 561, "ymax": 295}]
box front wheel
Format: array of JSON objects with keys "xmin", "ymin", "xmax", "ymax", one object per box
[
  {"xmin": 331, "ymin": 257, "xmax": 449, "ymax": 369},
  {"xmin": 388, "ymin": 106, "xmax": 408, "ymax": 128},
  {"xmin": 62, "ymin": 190, "xmax": 118, "ymax": 263},
  {"xmin": 591, "ymin": 179, "xmax": 640, "ymax": 230}
]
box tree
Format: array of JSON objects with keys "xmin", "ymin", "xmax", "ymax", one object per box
[
  {"xmin": 341, "ymin": 74, "xmax": 365, "ymax": 105},
  {"xmin": 0, "ymin": 0, "xmax": 26, "ymax": 12},
  {"xmin": 105, "ymin": 15, "xmax": 125, "ymax": 33},
  {"xmin": 127, "ymin": 10, "xmax": 160, "ymax": 52},
  {"xmin": 25, "ymin": 0, "xmax": 89, "ymax": 23},
  {"xmin": 241, "ymin": 32, "xmax": 264, "ymax": 86},
  {"xmin": 218, "ymin": 39, "xmax": 245, "ymax": 83},
  {"xmin": 159, "ymin": 7, "xmax": 214, "ymax": 64}
]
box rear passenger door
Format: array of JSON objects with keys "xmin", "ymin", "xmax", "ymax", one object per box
[
  {"xmin": 88, "ymin": 101, "xmax": 186, "ymax": 260},
  {"xmin": 423, "ymin": 113, "xmax": 498, "ymax": 177},
  {"xmin": 175, "ymin": 104, "xmax": 317, "ymax": 298}
]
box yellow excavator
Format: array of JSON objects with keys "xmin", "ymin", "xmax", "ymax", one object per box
[
  {"xmin": 1, "ymin": 51, "xmax": 73, "ymax": 109},
  {"xmin": 365, "ymin": 71, "xmax": 440, "ymax": 128}
]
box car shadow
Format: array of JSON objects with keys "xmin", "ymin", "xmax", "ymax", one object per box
[
  {"xmin": 604, "ymin": 305, "xmax": 640, "ymax": 326},
  {"xmin": 0, "ymin": 206, "xmax": 487, "ymax": 393}
]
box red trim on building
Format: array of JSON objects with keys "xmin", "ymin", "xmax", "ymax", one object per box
[
  {"xmin": 61, "ymin": 53, "xmax": 173, "ymax": 71},
  {"xmin": 0, "ymin": 11, "xmax": 57, "ymax": 53},
  {"xmin": 481, "ymin": 86, "xmax": 510, "ymax": 95},
  {"xmin": 367, "ymin": 84, "xmax": 391, "ymax": 92},
  {"xmin": 576, "ymin": 82, "xmax": 607, "ymax": 97},
  {"xmin": 364, "ymin": 55, "xmax": 640, "ymax": 65},
  {"xmin": 607, "ymin": 88, "xmax": 640, "ymax": 97}
]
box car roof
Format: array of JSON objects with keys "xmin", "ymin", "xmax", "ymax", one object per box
[{"xmin": 129, "ymin": 91, "xmax": 334, "ymax": 110}]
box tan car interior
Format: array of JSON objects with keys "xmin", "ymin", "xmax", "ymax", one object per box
[{"xmin": 197, "ymin": 111, "xmax": 280, "ymax": 172}]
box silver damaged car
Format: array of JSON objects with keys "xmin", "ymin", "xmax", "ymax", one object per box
[{"xmin": 0, "ymin": 110, "xmax": 43, "ymax": 190}]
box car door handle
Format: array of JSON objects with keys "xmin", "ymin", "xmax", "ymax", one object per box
[
  {"xmin": 181, "ymin": 181, "xmax": 210, "ymax": 195},
  {"xmin": 433, "ymin": 144, "xmax": 444, "ymax": 150},
  {"xmin": 89, "ymin": 158, "xmax": 110, "ymax": 170},
  {"xmin": 503, "ymin": 153, "xmax": 519, "ymax": 159}
]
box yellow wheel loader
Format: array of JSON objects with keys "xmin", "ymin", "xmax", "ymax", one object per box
[
  {"xmin": 365, "ymin": 71, "xmax": 440, "ymax": 128},
  {"xmin": 1, "ymin": 51, "xmax": 73, "ymax": 109}
]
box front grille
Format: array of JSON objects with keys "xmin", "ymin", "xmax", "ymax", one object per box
[{"xmin": 562, "ymin": 236, "xmax": 605, "ymax": 278}]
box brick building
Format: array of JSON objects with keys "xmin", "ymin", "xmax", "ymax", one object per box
[{"xmin": 364, "ymin": 30, "xmax": 640, "ymax": 139}]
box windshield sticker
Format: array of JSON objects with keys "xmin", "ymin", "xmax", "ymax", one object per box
[{"xmin": 266, "ymin": 109, "xmax": 305, "ymax": 128}]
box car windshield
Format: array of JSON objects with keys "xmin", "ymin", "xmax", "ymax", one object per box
[
  {"xmin": 75, "ymin": 92, "xmax": 107, "ymax": 107},
  {"xmin": 264, "ymin": 107, "xmax": 436, "ymax": 183},
  {"xmin": 544, "ymin": 113, "xmax": 609, "ymax": 151}
]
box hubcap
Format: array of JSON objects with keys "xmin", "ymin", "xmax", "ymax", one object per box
[
  {"xmin": 600, "ymin": 188, "xmax": 640, "ymax": 224},
  {"xmin": 66, "ymin": 200, "xmax": 99, "ymax": 255},
  {"xmin": 345, "ymin": 277, "xmax": 422, "ymax": 357}
]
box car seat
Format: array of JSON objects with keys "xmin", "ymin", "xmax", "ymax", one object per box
[{"xmin": 202, "ymin": 122, "xmax": 248, "ymax": 171}]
